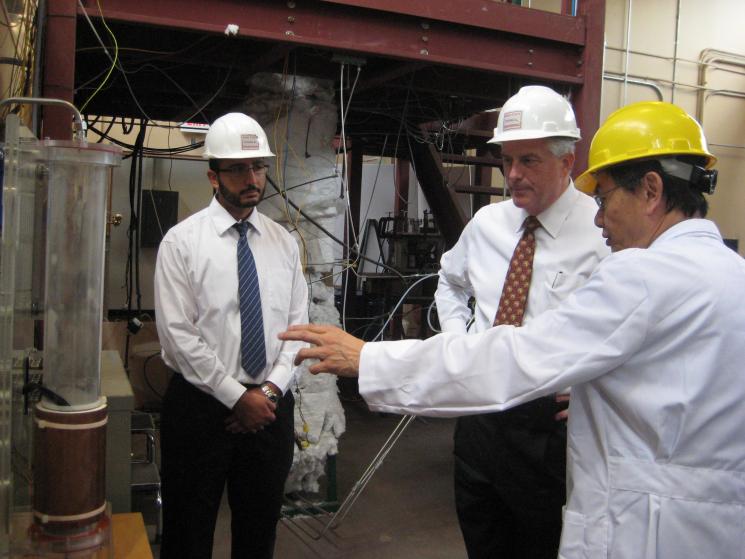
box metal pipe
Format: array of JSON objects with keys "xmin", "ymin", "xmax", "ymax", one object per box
[
  {"xmin": 605, "ymin": 45, "xmax": 745, "ymax": 77},
  {"xmin": 603, "ymin": 73, "xmax": 663, "ymax": 100},
  {"xmin": 671, "ymin": 0, "xmax": 681, "ymax": 103},
  {"xmin": 622, "ymin": 0, "xmax": 633, "ymax": 105},
  {"xmin": 697, "ymin": 49, "xmax": 745, "ymax": 123},
  {"xmin": 604, "ymin": 71, "xmax": 745, "ymax": 98},
  {"xmin": 709, "ymin": 143, "xmax": 745, "ymax": 150},
  {"xmin": 0, "ymin": 97, "xmax": 85, "ymax": 141}
]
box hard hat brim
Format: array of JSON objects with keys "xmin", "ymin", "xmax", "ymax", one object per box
[
  {"xmin": 202, "ymin": 148, "xmax": 276, "ymax": 160},
  {"xmin": 488, "ymin": 130, "xmax": 581, "ymax": 144},
  {"xmin": 575, "ymin": 150, "xmax": 718, "ymax": 195}
]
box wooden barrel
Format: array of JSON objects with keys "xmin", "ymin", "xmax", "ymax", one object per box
[{"xmin": 32, "ymin": 400, "xmax": 108, "ymax": 532}]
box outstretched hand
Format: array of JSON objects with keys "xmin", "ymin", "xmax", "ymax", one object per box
[{"xmin": 278, "ymin": 324, "xmax": 365, "ymax": 377}]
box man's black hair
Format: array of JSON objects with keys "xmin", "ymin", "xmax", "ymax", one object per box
[{"xmin": 603, "ymin": 155, "xmax": 709, "ymax": 218}]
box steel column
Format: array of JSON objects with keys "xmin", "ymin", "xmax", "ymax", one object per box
[
  {"xmin": 572, "ymin": 0, "xmax": 606, "ymax": 181},
  {"xmin": 42, "ymin": 0, "xmax": 76, "ymax": 140}
]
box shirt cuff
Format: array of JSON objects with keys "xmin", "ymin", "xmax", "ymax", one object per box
[
  {"xmin": 266, "ymin": 362, "xmax": 294, "ymax": 395},
  {"xmin": 214, "ymin": 376, "xmax": 248, "ymax": 409},
  {"xmin": 440, "ymin": 318, "xmax": 468, "ymax": 334}
]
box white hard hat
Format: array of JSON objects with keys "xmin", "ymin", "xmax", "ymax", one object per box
[
  {"xmin": 487, "ymin": 85, "xmax": 581, "ymax": 144},
  {"xmin": 202, "ymin": 112, "xmax": 275, "ymax": 159}
]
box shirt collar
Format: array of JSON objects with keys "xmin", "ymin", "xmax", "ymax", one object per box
[
  {"xmin": 208, "ymin": 195, "xmax": 264, "ymax": 237},
  {"xmin": 651, "ymin": 218, "xmax": 722, "ymax": 247},
  {"xmin": 516, "ymin": 180, "xmax": 582, "ymax": 238}
]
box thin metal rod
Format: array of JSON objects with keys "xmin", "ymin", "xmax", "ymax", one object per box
[{"xmin": 316, "ymin": 414, "xmax": 417, "ymax": 538}]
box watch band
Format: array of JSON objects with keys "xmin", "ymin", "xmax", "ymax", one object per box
[{"xmin": 260, "ymin": 383, "xmax": 280, "ymax": 404}]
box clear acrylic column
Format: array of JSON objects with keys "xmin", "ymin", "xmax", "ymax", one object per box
[
  {"xmin": 43, "ymin": 141, "xmax": 120, "ymax": 408},
  {"xmin": 31, "ymin": 140, "xmax": 120, "ymax": 555}
]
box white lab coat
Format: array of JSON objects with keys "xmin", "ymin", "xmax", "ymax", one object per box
[{"xmin": 359, "ymin": 219, "xmax": 745, "ymax": 558}]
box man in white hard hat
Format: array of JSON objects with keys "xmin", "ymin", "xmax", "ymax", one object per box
[
  {"xmin": 154, "ymin": 112, "xmax": 308, "ymax": 559},
  {"xmin": 280, "ymin": 101, "xmax": 745, "ymax": 558},
  {"xmin": 435, "ymin": 85, "xmax": 608, "ymax": 558}
]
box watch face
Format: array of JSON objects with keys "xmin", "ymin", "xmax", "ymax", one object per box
[{"xmin": 262, "ymin": 385, "xmax": 278, "ymax": 403}]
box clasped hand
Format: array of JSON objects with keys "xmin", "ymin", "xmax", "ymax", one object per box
[{"xmin": 225, "ymin": 388, "xmax": 276, "ymax": 434}]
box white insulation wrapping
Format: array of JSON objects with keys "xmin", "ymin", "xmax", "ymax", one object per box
[{"xmin": 243, "ymin": 74, "xmax": 347, "ymax": 493}]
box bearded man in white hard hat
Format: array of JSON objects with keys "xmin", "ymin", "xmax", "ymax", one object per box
[
  {"xmin": 434, "ymin": 85, "xmax": 608, "ymax": 559},
  {"xmin": 154, "ymin": 113, "xmax": 308, "ymax": 559}
]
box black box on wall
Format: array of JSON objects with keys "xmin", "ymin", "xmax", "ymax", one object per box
[{"xmin": 140, "ymin": 189, "xmax": 179, "ymax": 247}]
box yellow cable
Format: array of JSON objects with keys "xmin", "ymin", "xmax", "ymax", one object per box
[{"xmin": 79, "ymin": 0, "xmax": 118, "ymax": 113}]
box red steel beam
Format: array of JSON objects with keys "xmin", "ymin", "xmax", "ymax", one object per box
[
  {"xmin": 571, "ymin": 0, "xmax": 606, "ymax": 181},
  {"xmin": 319, "ymin": 0, "xmax": 585, "ymax": 45},
  {"xmin": 81, "ymin": 0, "xmax": 586, "ymax": 85},
  {"xmin": 43, "ymin": 0, "xmax": 77, "ymax": 140}
]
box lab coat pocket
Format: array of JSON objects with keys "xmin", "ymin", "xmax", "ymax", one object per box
[
  {"xmin": 607, "ymin": 489, "xmax": 745, "ymax": 559},
  {"xmin": 540, "ymin": 271, "xmax": 587, "ymax": 310},
  {"xmin": 608, "ymin": 457, "xmax": 745, "ymax": 559},
  {"xmin": 558, "ymin": 508, "xmax": 589, "ymax": 559}
]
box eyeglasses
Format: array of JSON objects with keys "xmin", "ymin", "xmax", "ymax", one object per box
[
  {"xmin": 217, "ymin": 162, "xmax": 268, "ymax": 179},
  {"xmin": 593, "ymin": 185, "xmax": 623, "ymax": 210}
]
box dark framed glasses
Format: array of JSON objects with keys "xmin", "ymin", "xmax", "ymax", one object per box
[{"xmin": 217, "ymin": 162, "xmax": 268, "ymax": 178}]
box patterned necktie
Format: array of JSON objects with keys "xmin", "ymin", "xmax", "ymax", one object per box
[
  {"xmin": 493, "ymin": 216, "xmax": 542, "ymax": 326},
  {"xmin": 234, "ymin": 222, "xmax": 266, "ymax": 377}
]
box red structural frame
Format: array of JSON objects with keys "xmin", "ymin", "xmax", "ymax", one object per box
[{"xmin": 44, "ymin": 0, "xmax": 605, "ymax": 162}]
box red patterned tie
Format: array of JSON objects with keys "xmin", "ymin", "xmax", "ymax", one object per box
[{"xmin": 493, "ymin": 216, "xmax": 541, "ymax": 326}]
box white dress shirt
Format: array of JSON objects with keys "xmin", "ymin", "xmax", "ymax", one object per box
[
  {"xmin": 359, "ymin": 219, "xmax": 745, "ymax": 558},
  {"xmin": 436, "ymin": 182, "xmax": 609, "ymax": 334},
  {"xmin": 154, "ymin": 196, "xmax": 308, "ymax": 409}
]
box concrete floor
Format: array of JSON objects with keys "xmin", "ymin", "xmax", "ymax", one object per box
[{"xmin": 143, "ymin": 398, "xmax": 468, "ymax": 558}]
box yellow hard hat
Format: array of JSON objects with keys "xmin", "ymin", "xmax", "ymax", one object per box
[{"xmin": 575, "ymin": 101, "xmax": 716, "ymax": 193}]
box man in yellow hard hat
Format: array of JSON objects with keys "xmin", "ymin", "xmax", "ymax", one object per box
[{"xmin": 279, "ymin": 102, "xmax": 745, "ymax": 557}]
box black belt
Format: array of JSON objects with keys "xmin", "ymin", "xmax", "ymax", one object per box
[{"xmin": 491, "ymin": 395, "xmax": 568, "ymax": 431}]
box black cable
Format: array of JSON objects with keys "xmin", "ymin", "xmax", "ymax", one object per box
[
  {"xmin": 262, "ymin": 173, "xmax": 338, "ymax": 201},
  {"xmin": 87, "ymin": 124, "xmax": 202, "ymax": 155},
  {"xmin": 124, "ymin": 121, "xmax": 148, "ymax": 370},
  {"xmin": 142, "ymin": 351, "xmax": 165, "ymax": 400},
  {"xmin": 264, "ymin": 175, "xmax": 408, "ymax": 283},
  {"xmin": 135, "ymin": 118, "xmax": 145, "ymax": 313}
]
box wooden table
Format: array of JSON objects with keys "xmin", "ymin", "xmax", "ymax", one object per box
[
  {"xmin": 12, "ymin": 511, "xmax": 153, "ymax": 558},
  {"xmin": 112, "ymin": 513, "xmax": 154, "ymax": 559}
]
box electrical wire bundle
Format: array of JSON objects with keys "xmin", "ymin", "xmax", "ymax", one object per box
[{"xmin": 0, "ymin": 0, "xmax": 40, "ymax": 122}]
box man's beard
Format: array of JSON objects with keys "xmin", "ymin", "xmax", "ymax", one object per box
[{"xmin": 218, "ymin": 179, "xmax": 263, "ymax": 208}]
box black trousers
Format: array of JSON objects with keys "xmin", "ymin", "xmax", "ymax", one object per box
[
  {"xmin": 453, "ymin": 397, "xmax": 567, "ymax": 559},
  {"xmin": 160, "ymin": 373, "xmax": 295, "ymax": 559}
]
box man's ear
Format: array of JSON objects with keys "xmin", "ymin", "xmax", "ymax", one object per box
[
  {"xmin": 207, "ymin": 170, "xmax": 219, "ymax": 191},
  {"xmin": 560, "ymin": 152, "xmax": 576, "ymax": 176},
  {"xmin": 642, "ymin": 171, "xmax": 664, "ymax": 214}
]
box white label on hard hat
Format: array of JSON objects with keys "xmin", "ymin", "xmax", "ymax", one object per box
[
  {"xmin": 241, "ymin": 134, "xmax": 260, "ymax": 150},
  {"xmin": 502, "ymin": 111, "xmax": 523, "ymax": 131}
]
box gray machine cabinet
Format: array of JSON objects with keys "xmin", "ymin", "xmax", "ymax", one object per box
[{"xmin": 101, "ymin": 350, "xmax": 134, "ymax": 513}]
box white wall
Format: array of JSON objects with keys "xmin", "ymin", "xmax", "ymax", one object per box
[
  {"xmin": 603, "ymin": 0, "xmax": 745, "ymax": 253},
  {"xmin": 105, "ymin": 154, "xmax": 211, "ymax": 312}
]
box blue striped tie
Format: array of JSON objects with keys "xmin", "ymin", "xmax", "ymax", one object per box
[{"xmin": 234, "ymin": 222, "xmax": 266, "ymax": 378}]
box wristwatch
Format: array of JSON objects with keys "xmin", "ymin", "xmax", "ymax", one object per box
[{"xmin": 260, "ymin": 383, "xmax": 280, "ymax": 404}]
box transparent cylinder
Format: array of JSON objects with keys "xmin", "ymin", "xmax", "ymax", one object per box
[{"xmin": 42, "ymin": 141, "xmax": 121, "ymax": 410}]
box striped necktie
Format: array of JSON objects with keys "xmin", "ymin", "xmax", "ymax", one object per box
[
  {"xmin": 493, "ymin": 216, "xmax": 542, "ymax": 326},
  {"xmin": 234, "ymin": 221, "xmax": 266, "ymax": 377}
]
